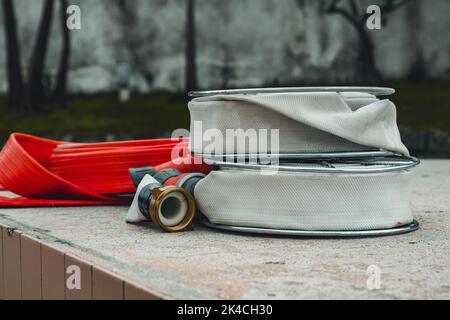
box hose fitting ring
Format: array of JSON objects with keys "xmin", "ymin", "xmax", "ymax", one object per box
[{"xmin": 139, "ymin": 184, "xmax": 196, "ymax": 232}]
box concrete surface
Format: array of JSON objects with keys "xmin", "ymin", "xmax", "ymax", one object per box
[{"xmin": 0, "ymin": 159, "xmax": 449, "ymax": 300}]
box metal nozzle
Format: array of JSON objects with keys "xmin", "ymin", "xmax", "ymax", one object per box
[
  {"xmin": 140, "ymin": 185, "xmax": 196, "ymax": 232},
  {"xmin": 133, "ymin": 171, "xmax": 205, "ymax": 232}
]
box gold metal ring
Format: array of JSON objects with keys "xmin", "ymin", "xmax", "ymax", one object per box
[{"xmin": 148, "ymin": 186, "xmax": 196, "ymax": 232}]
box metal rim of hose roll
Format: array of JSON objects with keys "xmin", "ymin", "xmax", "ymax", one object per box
[
  {"xmin": 188, "ymin": 86, "xmax": 395, "ymax": 97},
  {"xmin": 202, "ymin": 219, "xmax": 420, "ymax": 238},
  {"xmin": 198, "ymin": 150, "xmax": 396, "ymax": 161},
  {"xmin": 204, "ymin": 155, "xmax": 420, "ymax": 174}
]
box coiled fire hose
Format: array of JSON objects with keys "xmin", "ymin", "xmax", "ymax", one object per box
[
  {"xmin": 0, "ymin": 133, "xmax": 210, "ymax": 209},
  {"xmin": 184, "ymin": 87, "xmax": 420, "ymax": 234},
  {"xmin": 194, "ymin": 158, "xmax": 419, "ymax": 231},
  {"xmin": 188, "ymin": 88, "xmax": 409, "ymax": 155}
]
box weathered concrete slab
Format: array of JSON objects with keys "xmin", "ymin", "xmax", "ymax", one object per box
[{"xmin": 0, "ymin": 160, "xmax": 449, "ymax": 299}]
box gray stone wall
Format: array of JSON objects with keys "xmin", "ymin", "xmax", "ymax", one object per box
[{"xmin": 0, "ymin": 0, "xmax": 449, "ymax": 93}]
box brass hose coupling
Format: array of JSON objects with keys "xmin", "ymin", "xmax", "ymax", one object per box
[
  {"xmin": 137, "ymin": 181, "xmax": 196, "ymax": 233},
  {"xmin": 129, "ymin": 166, "xmax": 207, "ymax": 232}
]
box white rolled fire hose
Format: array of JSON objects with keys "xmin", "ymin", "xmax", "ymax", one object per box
[
  {"xmin": 128, "ymin": 87, "xmax": 420, "ymax": 236},
  {"xmin": 195, "ymin": 158, "xmax": 418, "ymax": 233},
  {"xmin": 188, "ymin": 87, "xmax": 409, "ymax": 156}
]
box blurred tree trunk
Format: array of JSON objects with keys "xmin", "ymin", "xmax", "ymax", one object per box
[
  {"xmin": 27, "ymin": 0, "xmax": 55, "ymax": 112},
  {"xmin": 322, "ymin": 0, "xmax": 411, "ymax": 84},
  {"xmin": 2, "ymin": 0, "xmax": 25, "ymax": 112},
  {"xmin": 113, "ymin": 0, "xmax": 155, "ymax": 86},
  {"xmin": 216, "ymin": 0, "xmax": 233, "ymax": 89},
  {"xmin": 186, "ymin": 0, "xmax": 197, "ymax": 92},
  {"xmin": 356, "ymin": 27, "xmax": 380, "ymax": 82},
  {"xmin": 50, "ymin": 0, "xmax": 70, "ymax": 109},
  {"xmin": 406, "ymin": 0, "xmax": 426, "ymax": 82},
  {"xmin": 2, "ymin": 0, "xmax": 70, "ymax": 114}
]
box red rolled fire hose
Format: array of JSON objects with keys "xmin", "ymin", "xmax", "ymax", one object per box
[{"xmin": 0, "ymin": 133, "xmax": 211, "ymax": 208}]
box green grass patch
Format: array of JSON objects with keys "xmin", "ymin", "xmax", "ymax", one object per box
[
  {"xmin": 0, "ymin": 82, "xmax": 449, "ymax": 142},
  {"xmin": 0, "ymin": 92, "xmax": 190, "ymax": 140},
  {"xmin": 386, "ymin": 81, "xmax": 450, "ymax": 132}
]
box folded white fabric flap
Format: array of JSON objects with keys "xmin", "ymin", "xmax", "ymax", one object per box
[
  {"xmin": 126, "ymin": 174, "xmax": 156, "ymax": 223},
  {"xmin": 338, "ymin": 92, "xmax": 380, "ymax": 110},
  {"xmin": 189, "ymin": 92, "xmax": 409, "ymax": 156}
]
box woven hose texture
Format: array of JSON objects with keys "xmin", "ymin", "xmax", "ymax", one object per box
[
  {"xmin": 188, "ymin": 92, "xmax": 409, "ymax": 155},
  {"xmin": 195, "ymin": 169, "xmax": 414, "ymax": 231}
]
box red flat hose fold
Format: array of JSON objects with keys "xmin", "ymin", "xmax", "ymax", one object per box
[
  {"xmin": 0, "ymin": 133, "xmax": 193, "ymax": 207},
  {"xmin": 153, "ymin": 154, "xmax": 212, "ymax": 175}
]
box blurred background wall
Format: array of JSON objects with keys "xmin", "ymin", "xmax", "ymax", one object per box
[{"xmin": 0, "ymin": 0, "xmax": 449, "ymax": 156}]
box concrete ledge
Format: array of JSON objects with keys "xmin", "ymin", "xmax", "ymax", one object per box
[
  {"xmin": 0, "ymin": 225, "xmax": 165, "ymax": 300},
  {"xmin": 0, "ymin": 160, "xmax": 449, "ymax": 300}
]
